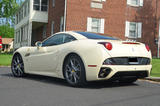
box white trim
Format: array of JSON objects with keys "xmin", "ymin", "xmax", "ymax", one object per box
[
  {"xmin": 52, "ymin": 0, "xmax": 55, "ymax": 7},
  {"xmin": 139, "ymin": 0, "xmax": 143, "ymax": 6},
  {"xmin": 125, "ymin": 21, "xmax": 130, "ymax": 37},
  {"xmin": 51, "ymin": 21, "xmax": 55, "ymax": 35},
  {"xmin": 100, "ymin": 19, "xmax": 105, "ymax": 34},
  {"xmin": 60, "ymin": 16, "xmax": 64, "ymax": 32},
  {"xmin": 64, "ymin": 0, "xmax": 67, "ymax": 31},
  {"xmin": 137, "ymin": 22, "xmax": 142, "ymax": 38},
  {"xmin": 87, "ymin": 17, "xmax": 92, "ymax": 32}
]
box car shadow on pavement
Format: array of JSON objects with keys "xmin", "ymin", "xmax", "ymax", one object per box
[{"xmin": 1, "ymin": 73, "xmax": 138, "ymax": 89}]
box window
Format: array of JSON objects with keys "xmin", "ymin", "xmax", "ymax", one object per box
[
  {"xmin": 25, "ymin": 24, "xmax": 28, "ymax": 41},
  {"xmin": 76, "ymin": 32, "xmax": 118, "ymax": 40},
  {"xmin": 27, "ymin": 1, "xmax": 30, "ymax": 15},
  {"xmin": 16, "ymin": 14, "xmax": 18, "ymax": 24},
  {"xmin": 43, "ymin": 25, "xmax": 47, "ymax": 38},
  {"xmin": 53, "ymin": 0, "xmax": 55, "ymax": 7},
  {"xmin": 60, "ymin": 16, "xmax": 64, "ymax": 32},
  {"xmin": 64, "ymin": 34, "xmax": 76, "ymax": 43},
  {"xmin": 42, "ymin": 34, "xmax": 76, "ymax": 46},
  {"xmin": 18, "ymin": 30, "xmax": 20, "ymax": 43},
  {"xmin": 127, "ymin": 0, "xmax": 143, "ymax": 6},
  {"xmin": 51, "ymin": 21, "xmax": 54, "ymax": 35},
  {"xmin": 87, "ymin": 17, "xmax": 105, "ymax": 33},
  {"xmin": 24, "ymin": 5, "xmax": 27, "ymax": 17},
  {"xmin": 125, "ymin": 21, "xmax": 142, "ymax": 38},
  {"xmin": 41, "ymin": 0, "xmax": 48, "ymax": 11},
  {"xmin": 15, "ymin": 32, "xmax": 18, "ymax": 43},
  {"xmin": 21, "ymin": 27, "xmax": 23, "ymax": 42},
  {"xmin": 23, "ymin": 26, "xmax": 25, "ymax": 41},
  {"xmin": 42, "ymin": 34, "xmax": 64, "ymax": 46},
  {"xmin": 34, "ymin": 0, "xmax": 40, "ymax": 10},
  {"xmin": 33, "ymin": 0, "xmax": 48, "ymax": 11}
]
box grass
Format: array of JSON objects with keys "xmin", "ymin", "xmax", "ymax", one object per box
[
  {"xmin": 0, "ymin": 53, "xmax": 160, "ymax": 77},
  {"xmin": 0, "ymin": 53, "xmax": 13, "ymax": 66},
  {"xmin": 151, "ymin": 59, "xmax": 160, "ymax": 77}
]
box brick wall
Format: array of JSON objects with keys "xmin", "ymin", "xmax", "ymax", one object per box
[
  {"xmin": 65, "ymin": 0, "xmax": 159, "ymax": 56},
  {"xmin": 47, "ymin": 0, "xmax": 65, "ymax": 38}
]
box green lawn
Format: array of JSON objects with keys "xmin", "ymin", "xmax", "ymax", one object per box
[
  {"xmin": 0, "ymin": 53, "xmax": 160, "ymax": 77},
  {"xmin": 0, "ymin": 53, "xmax": 12, "ymax": 66},
  {"xmin": 151, "ymin": 59, "xmax": 160, "ymax": 77}
]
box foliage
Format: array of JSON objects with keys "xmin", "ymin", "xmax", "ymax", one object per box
[
  {"xmin": 0, "ymin": 53, "xmax": 12, "ymax": 66},
  {"xmin": 0, "ymin": 25, "xmax": 14, "ymax": 38},
  {"xmin": 0, "ymin": 0, "xmax": 20, "ymax": 24},
  {"xmin": 151, "ymin": 59, "xmax": 160, "ymax": 77}
]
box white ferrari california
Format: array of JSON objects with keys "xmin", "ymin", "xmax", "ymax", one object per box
[{"xmin": 11, "ymin": 31, "xmax": 152, "ymax": 86}]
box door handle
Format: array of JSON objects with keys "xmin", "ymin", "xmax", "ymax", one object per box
[{"xmin": 25, "ymin": 53, "xmax": 30, "ymax": 57}]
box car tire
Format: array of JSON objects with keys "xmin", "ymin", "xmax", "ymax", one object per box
[
  {"xmin": 11, "ymin": 53, "xmax": 25, "ymax": 77},
  {"xmin": 119, "ymin": 78, "xmax": 137, "ymax": 84},
  {"xmin": 63, "ymin": 54, "xmax": 86, "ymax": 87}
]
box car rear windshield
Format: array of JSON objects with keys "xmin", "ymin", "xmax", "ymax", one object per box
[{"xmin": 75, "ymin": 31, "xmax": 118, "ymax": 40}]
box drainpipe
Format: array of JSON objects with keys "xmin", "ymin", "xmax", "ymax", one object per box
[
  {"xmin": 156, "ymin": 0, "xmax": 159, "ymax": 58},
  {"xmin": 158, "ymin": 34, "xmax": 160, "ymax": 58},
  {"xmin": 158, "ymin": 21, "xmax": 160, "ymax": 58},
  {"xmin": 64, "ymin": 0, "xmax": 67, "ymax": 31}
]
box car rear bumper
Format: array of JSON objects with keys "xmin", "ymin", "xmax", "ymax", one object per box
[{"xmin": 86, "ymin": 65, "xmax": 152, "ymax": 81}]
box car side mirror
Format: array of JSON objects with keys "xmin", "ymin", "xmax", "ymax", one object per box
[{"xmin": 35, "ymin": 41, "xmax": 42, "ymax": 48}]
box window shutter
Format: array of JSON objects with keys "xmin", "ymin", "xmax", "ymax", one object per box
[
  {"xmin": 53, "ymin": 0, "xmax": 55, "ymax": 7},
  {"xmin": 140, "ymin": 0, "xmax": 143, "ymax": 6},
  {"xmin": 51, "ymin": 21, "xmax": 54, "ymax": 35},
  {"xmin": 87, "ymin": 17, "xmax": 92, "ymax": 32},
  {"xmin": 138, "ymin": 22, "xmax": 142, "ymax": 38},
  {"xmin": 100, "ymin": 19, "xmax": 105, "ymax": 34},
  {"xmin": 127, "ymin": 0, "xmax": 131, "ymax": 5},
  {"xmin": 60, "ymin": 16, "xmax": 64, "ymax": 32},
  {"xmin": 125, "ymin": 21, "xmax": 130, "ymax": 37}
]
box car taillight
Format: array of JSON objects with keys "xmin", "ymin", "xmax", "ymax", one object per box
[
  {"xmin": 99, "ymin": 42, "xmax": 113, "ymax": 50},
  {"xmin": 145, "ymin": 44, "xmax": 150, "ymax": 52}
]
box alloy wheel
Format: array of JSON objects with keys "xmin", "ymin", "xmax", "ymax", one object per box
[{"xmin": 11, "ymin": 54, "xmax": 25, "ymax": 77}]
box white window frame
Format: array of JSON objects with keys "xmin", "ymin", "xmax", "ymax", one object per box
[
  {"xmin": 127, "ymin": 0, "xmax": 143, "ymax": 7},
  {"xmin": 53, "ymin": 0, "xmax": 55, "ymax": 7},
  {"xmin": 87, "ymin": 17, "xmax": 105, "ymax": 34},
  {"xmin": 125, "ymin": 21, "xmax": 142, "ymax": 38},
  {"xmin": 43, "ymin": 25, "xmax": 47, "ymax": 38},
  {"xmin": 33, "ymin": 0, "xmax": 48, "ymax": 11},
  {"xmin": 60, "ymin": 16, "xmax": 64, "ymax": 32},
  {"xmin": 51, "ymin": 21, "xmax": 55, "ymax": 35}
]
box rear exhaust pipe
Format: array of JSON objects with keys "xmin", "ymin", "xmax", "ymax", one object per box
[{"xmin": 98, "ymin": 68, "xmax": 111, "ymax": 78}]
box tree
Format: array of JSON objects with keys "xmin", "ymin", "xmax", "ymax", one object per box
[
  {"xmin": 0, "ymin": 0, "xmax": 20, "ymax": 24},
  {"xmin": 0, "ymin": 25, "xmax": 14, "ymax": 38},
  {"xmin": 0, "ymin": 0, "xmax": 23, "ymax": 38}
]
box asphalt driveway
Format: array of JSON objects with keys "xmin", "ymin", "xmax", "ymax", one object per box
[{"xmin": 0, "ymin": 67, "xmax": 160, "ymax": 106}]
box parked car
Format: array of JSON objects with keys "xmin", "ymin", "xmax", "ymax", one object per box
[{"xmin": 11, "ymin": 31, "xmax": 152, "ymax": 86}]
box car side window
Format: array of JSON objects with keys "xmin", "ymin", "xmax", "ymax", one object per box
[
  {"xmin": 64, "ymin": 34, "xmax": 76, "ymax": 43},
  {"xmin": 42, "ymin": 34, "xmax": 76, "ymax": 46},
  {"xmin": 42, "ymin": 34, "xmax": 64, "ymax": 46}
]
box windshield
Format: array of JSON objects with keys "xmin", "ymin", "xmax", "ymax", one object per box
[{"xmin": 75, "ymin": 31, "xmax": 118, "ymax": 40}]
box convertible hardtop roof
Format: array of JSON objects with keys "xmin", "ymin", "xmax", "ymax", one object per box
[{"xmin": 75, "ymin": 31, "xmax": 118, "ymax": 40}]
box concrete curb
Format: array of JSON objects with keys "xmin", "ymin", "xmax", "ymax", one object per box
[{"xmin": 143, "ymin": 77, "xmax": 160, "ymax": 82}]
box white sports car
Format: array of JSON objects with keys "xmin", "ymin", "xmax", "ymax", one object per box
[{"xmin": 11, "ymin": 31, "xmax": 152, "ymax": 86}]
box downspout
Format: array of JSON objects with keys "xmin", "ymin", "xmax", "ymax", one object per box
[
  {"xmin": 156, "ymin": 0, "xmax": 159, "ymax": 58},
  {"xmin": 158, "ymin": 21, "xmax": 160, "ymax": 58},
  {"xmin": 64, "ymin": 0, "xmax": 67, "ymax": 31}
]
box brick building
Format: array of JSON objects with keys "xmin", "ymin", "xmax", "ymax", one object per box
[{"xmin": 14, "ymin": 0, "xmax": 160, "ymax": 57}]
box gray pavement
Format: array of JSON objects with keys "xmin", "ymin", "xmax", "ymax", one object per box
[{"xmin": 0, "ymin": 67, "xmax": 160, "ymax": 106}]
